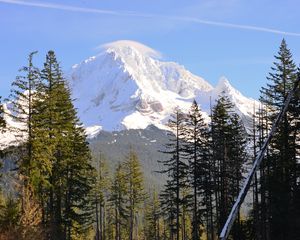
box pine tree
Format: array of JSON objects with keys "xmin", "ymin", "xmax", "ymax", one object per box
[
  {"xmin": 64, "ymin": 124, "xmax": 95, "ymax": 239},
  {"xmin": 159, "ymin": 108, "xmax": 188, "ymax": 240},
  {"xmin": 211, "ymin": 94, "xmax": 247, "ymax": 238},
  {"xmin": 32, "ymin": 50, "xmax": 95, "ymax": 239},
  {"xmin": 5, "ymin": 52, "xmax": 45, "ymax": 238},
  {"xmin": 160, "ymin": 178, "xmax": 177, "ymax": 240},
  {"xmin": 250, "ymin": 104, "xmax": 261, "ymax": 240},
  {"xmin": 211, "ymin": 95, "xmax": 234, "ymax": 232},
  {"xmin": 259, "ymin": 39, "xmax": 300, "ymax": 239},
  {"xmin": 255, "ymin": 102, "xmax": 271, "ymax": 240},
  {"xmin": 7, "ymin": 51, "xmax": 40, "ymax": 183},
  {"xmin": 145, "ymin": 190, "xmax": 161, "ymax": 240},
  {"xmin": 0, "ymin": 195, "xmax": 20, "ymax": 238},
  {"xmin": 109, "ymin": 162, "xmax": 128, "ymax": 240},
  {"xmin": 32, "ymin": 50, "xmax": 68, "ymax": 238},
  {"xmin": 124, "ymin": 149, "xmax": 146, "ymax": 240},
  {"xmin": 183, "ymin": 100, "xmax": 211, "ymax": 240},
  {"xmin": 227, "ymin": 113, "xmax": 247, "ymax": 239},
  {"xmin": 93, "ymin": 153, "xmax": 110, "ymax": 240}
]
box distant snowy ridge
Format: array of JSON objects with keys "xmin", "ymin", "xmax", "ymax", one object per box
[{"xmin": 70, "ymin": 40, "xmax": 257, "ymax": 132}]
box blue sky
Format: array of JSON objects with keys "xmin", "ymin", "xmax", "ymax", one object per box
[{"xmin": 0, "ymin": 0, "xmax": 300, "ymax": 99}]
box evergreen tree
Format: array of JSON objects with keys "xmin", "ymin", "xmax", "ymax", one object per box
[
  {"xmin": 0, "ymin": 195, "xmax": 20, "ymax": 231},
  {"xmin": 32, "ymin": 50, "xmax": 95, "ymax": 239},
  {"xmin": 250, "ymin": 104, "xmax": 260, "ymax": 240},
  {"xmin": 227, "ymin": 113, "xmax": 247, "ymax": 239},
  {"xmin": 93, "ymin": 153, "xmax": 110, "ymax": 240},
  {"xmin": 64, "ymin": 124, "xmax": 95, "ymax": 239},
  {"xmin": 259, "ymin": 39, "xmax": 300, "ymax": 239},
  {"xmin": 183, "ymin": 100, "xmax": 211, "ymax": 240},
  {"xmin": 124, "ymin": 149, "xmax": 146, "ymax": 240},
  {"xmin": 7, "ymin": 51, "xmax": 40, "ymax": 183},
  {"xmin": 159, "ymin": 108, "xmax": 188, "ymax": 240},
  {"xmin": 211, "ymin": 95, "xmax": 234, "ymax": 232},
  {"xmin": 109, "ymin": 162, "xmax": 128, "ymax": 240},
  {"xmin": 145, "ymin": 190, "xmax": 161, "ymax": 240},
  {"xmin": 6, "ymin": 52, "xmax": 45, "ymax": 237},
  {"xmin": 211, "ymin": 94, "xmax": 247, "ymax": 238},
  {"xmin": 105, "ymin": 204, "xmax": 116, "ymax": 240},
  {"xmin": 160, "ymin": 178, "xmax": 177, "ymax": 240}
]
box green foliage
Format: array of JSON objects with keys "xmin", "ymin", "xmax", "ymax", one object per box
[
  {"xmin": 35, "ymin": 51, "xmax": 95, "ymax": 239},
  {"xmin": 183, "ymin": 100, "xmax": 211, "ymax": 240},
  {"xmin": 0, "ymin": 194, "xmax": 20, "ymax": 230},
  {"xmin": 258, "ymin": 39, "xmax": 300, "ymax": 239},
  {"xmin": 144, "ymin": 190, "xmax": 161, "ymax": 240},
  {"xmin": 3, "ymin": 40, "xmax": 299, "ymax": 240},
  {"xmin": 109, "ymin": 162, "xmax": 128, "ymax": 240},
  {"xmin": 211, "ymin": 94, "xmax": 247, "ymax": 237},
  {"xmin": 91, "ymin": 153, "xmax": 110, "ymax": 240},
  {"xmin": 159, "ymin": 108, "xmax": 188, "ymax": 240},
  {"xmin": 7, "ymin": 51, "xmax": 40, "ymax": 180},
  {"xmin": 3, "ymin": 50, "xmax": 97, "ymax": 239},
  {"xmin": 124, "ymin": 149, "xmax": 146, "ymax": 240},
  {"xmin": 88, "ymin": 126, "xmax": 168, "ymax": 189}
]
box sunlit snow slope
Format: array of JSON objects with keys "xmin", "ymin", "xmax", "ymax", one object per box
[{"xmin": 70, "ymin": 40, "xmax": 257, "ymax": 132}]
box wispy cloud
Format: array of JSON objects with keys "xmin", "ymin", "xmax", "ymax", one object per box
[
  {"xmin": 174, "ymin": 17, "xmax": 300, "ymax": 37},
  {"xmin": 0, "ymin": 0, "xmax": 119, "ymax": 15},
  {"xmin": 1, "ymin": 0, "xmax": 300, "ymax": 37}
]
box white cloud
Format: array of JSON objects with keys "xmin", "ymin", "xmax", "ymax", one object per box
[{"xmin": 101, "ymin": 40, "xmax": 162, "ymax": 59}]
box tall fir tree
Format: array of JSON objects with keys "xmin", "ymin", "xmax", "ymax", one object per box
[
  {"xmin": 124, "ymin": 149, "xmax": 146, "ymax": 240},
  {"xmin": 109, "ymin": 162, "xmax": 128, "ymax": 240},
  {"xmin": 6, "ymin": 52, "xmax": 45, "ymax": 237},
  {"xmin": 32, "ymin": 50, "xmax": 95, "ymax": 239},
  {"xmin": 159, "ymin": 108, "xmax": 188, "ymax": 240},
  {"xmin": 259, "ymin": 39, "xmax": 300, "ymax": 239},
  {"xmin": 144, "ymin": 190, "xmax": 161, "ymax": 240},
  {"xmin": 7, "ymin": 51, "xmax": 40, "ymax": 182},
  {"xmin": 93, "ymin": 153, "xmax": 110, "ymax": 240},
  {"xmin": 211, "ymin": 94, "xmax": 247, "ymax": 239},
  {"xmin": 252, "ymin": 101, "xmax": 270, "ymax": 240},
  {"xmin": 183, "ymin": 100, "xmax": 211, "ymax": 240},
  {"xmin": 64, "ymin": 123, "xmax": 95, "ymax": 239},
  {"xmin": 160, "ymin": 178, "xmax": 177, "ymax": 240},
  {"xmin": 211, "ymin": 94, "xmax": 234, "ymax": 233},
  {"xmin": 226, "ymin": 113, "xmax": 247, "ymax": 239}
]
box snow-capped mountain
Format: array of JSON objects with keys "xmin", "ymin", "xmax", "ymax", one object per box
[
  {"xmin": 70, "ymin": 40, "xmax": 257, "ymax": 132},
  {"xmin": 0, "ymin": 40, "xmax": 258, "ymax": 149}
]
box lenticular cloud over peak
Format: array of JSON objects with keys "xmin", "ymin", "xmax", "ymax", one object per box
[{"xmin": 100, "ymin": 40, "xmax": 162, "ymax": 59}]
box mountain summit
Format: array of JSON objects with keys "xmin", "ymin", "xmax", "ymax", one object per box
[
  {"xmin": 0, "ymin": 40, "xmax": 257, "ymax": 148},
  {"xmin": 70, "ymin": 40, "xmax": 256, "ymax": 132}
]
